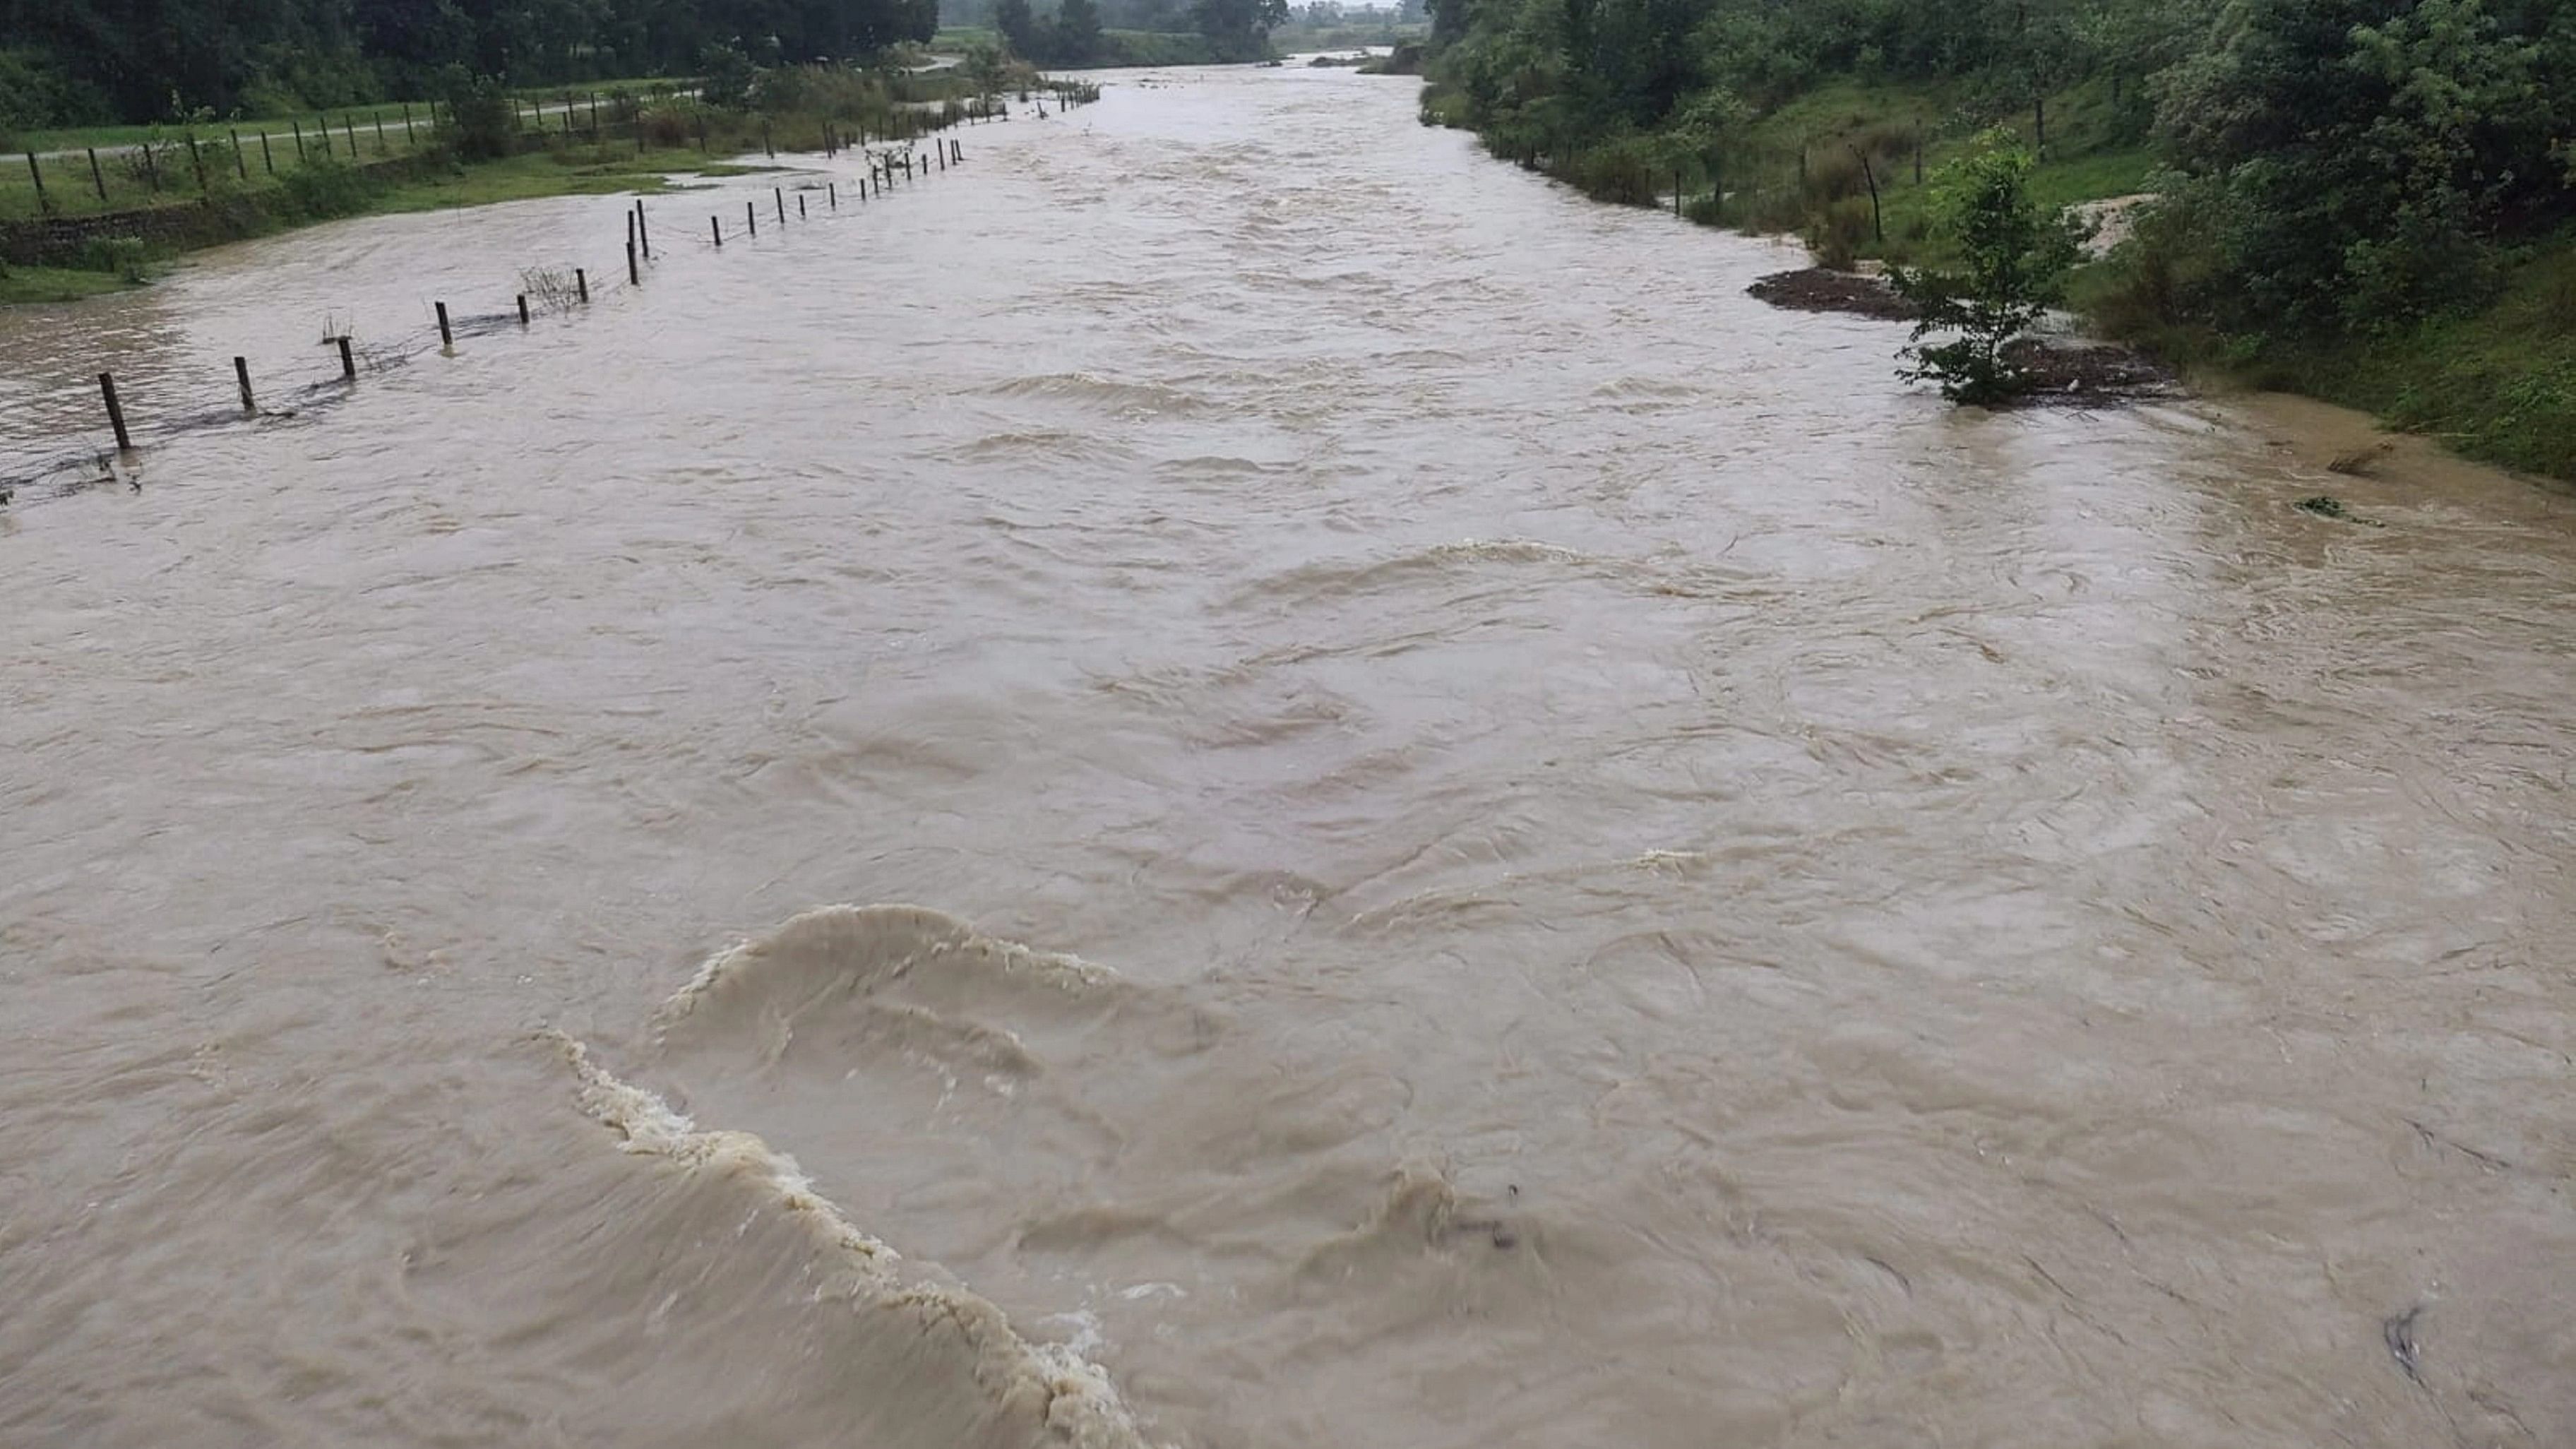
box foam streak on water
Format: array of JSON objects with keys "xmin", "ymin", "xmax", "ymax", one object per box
[{"xmin": 4, "ymin": 61, "xmax": 2574, "ymax": 1449}]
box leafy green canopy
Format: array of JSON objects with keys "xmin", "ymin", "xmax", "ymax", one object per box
[{"xmin": 0, "ymin": 0, "xmax": 938, "ymax": 125}]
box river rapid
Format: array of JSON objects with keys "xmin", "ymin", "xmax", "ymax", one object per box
[{"xmin": 2, "ymin": 61, "xmax": 2572, "ymax": 1449}]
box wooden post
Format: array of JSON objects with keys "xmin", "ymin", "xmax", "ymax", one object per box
[
  {"xmin": 374, "ymin": 113, "xmax": 387, "ymax": 153},
  {"xmin": 404, "ymin": 102, "xmax": 415, "ymax": 141},
  {"xmin": 797, "ymin": 193, "xmax": 806, "ymax": 219},
  {"xmin": 575, "ymin": 268, "xmax": 589, "ymax": 303},
  {"xmin": 186, "ymin": 134, "xmax": 207, "ymax": 191},
  {"xmin": 636, "ymin": 201, "xmax": 650, "ymax": 259},
  {"xmin": 712, "ymin": 215, "xmax": 722, "ymax": 247},
  {"xmin": 98, "ymin": 373, "xmax": 132, "ymax": 450},
  {"xmin": 337, "ymin": 336, "xmax": 356, "ymax": 379},
  {"xmin": 234, "ymin": 356, "xmax": 255, "ymax": 412},
  {"xmin": 590, "ymin": 93, "xmax": 600, "ymax": 139},
  {"xmin": 626, "ymin": 239, "xmax": 639, "ymax": 286},
  {"xmin": 774, "ymin": 186, "xmax": 784, "ymax": 223},
  {"xmin": 344, "ymin": 114, "xmax": 359, "ymax": 155},
  {"xmin": 87, "ymin": 147, "xmax": 107, "ymax": 202},
  {"xmin": 762, "ymin": 121, "xmax": 773, "ymax": 158},
  {"xmin": 260, "ymin": 131, "xmax": 274, "ymax": 174},
  {"xmin": 229, "ymin": 129, "xmax": 246, "ymax": 179},
  {"xmin": 828, "ymin": 181, "xmax": 836, "ymax": 209},
  {"xmin": 746, "ymin": 200, "xmax": 756, "ymax": 237},
  {"xmin": 627, "ymin": 209, "xmax": 635, "ymax": 254},
  {"xmin": 518, "ymin": 294, "xmax": 531, "ymax": 324},
  {"xmin": 292, "ymin": 119, "xmax": 306, "ymax": 162},
  {"xmin": 436, "ymin": 301, "xmax": 453, "ymax": 348},
  {"xmin": 1848, "ymin": 144, "xmax": 1884, "ymax": 243},
  {"xmin": 318, "ymin": 115, "xmax": 331, "ymax": 158},
  {"xmin": 24, "ymin": 152, "xmax": 47, "ymax": 213},
  {"xmin": 1674, "ymin": 169, "xmax": 1682, "ymax": 217}
]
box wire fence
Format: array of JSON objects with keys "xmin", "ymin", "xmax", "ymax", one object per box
[{"xmin": 0, "ymin": 97, "xmax": 1083, "ymax": 511}]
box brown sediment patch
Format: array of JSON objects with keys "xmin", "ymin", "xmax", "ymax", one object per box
[
  {"xmin": 1747, "ymin": 267, "xmax": 1918, "ymax": 321},
  {"xmin": 1746, "ymin": 268, "xmax": 2181, "ymax": 401},
  {"xmin": 2000, "ymin": 338, "xmax": 2183, "ymax": 402}
]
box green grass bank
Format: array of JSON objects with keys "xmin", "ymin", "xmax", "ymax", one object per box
[{"xmin": 1421, "ymin": 71, "xmax": 2573, "ymax": 485}]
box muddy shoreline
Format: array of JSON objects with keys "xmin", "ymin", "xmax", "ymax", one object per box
[{"xmin": 1748, "ymin": 266, "xmax": 2180, "ymax": 402}]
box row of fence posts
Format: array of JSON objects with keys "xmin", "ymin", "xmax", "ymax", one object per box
[
  {"xmin": 22, "ymin": 83, "xmax": 1073, "ymax": 215},
  {"xmin": 19, "ymin": 104, "xmax": 446, "ymax": 214},
  {"xmin": 80, "ymin": 122, "xmax": 977, "ymax": 457}
]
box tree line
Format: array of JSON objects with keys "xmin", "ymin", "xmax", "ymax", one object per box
[
  {"xmin": 0, "ymin": 0, "xmax": 938, "ymax": 128},
  {"xmin": 987, "ymin": 0, "xmax": 1290, "ymax": 62},
  {"xmin": 1424, "ymin": 0, "xmax": 2575, "ymax": 345}
]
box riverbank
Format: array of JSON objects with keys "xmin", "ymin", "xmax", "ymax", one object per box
[
  {"xmin": 1421, "ymin": 71, "xmax": 2575, "ymax": 485},
  {"xmin": 0, "ymin": 74, "xmax": 1030, "ymax": 306}
]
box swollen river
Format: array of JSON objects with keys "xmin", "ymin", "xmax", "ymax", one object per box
[{"xmin": 4, "ymin": 61, "xmax": 2572, "ymax": 1449}]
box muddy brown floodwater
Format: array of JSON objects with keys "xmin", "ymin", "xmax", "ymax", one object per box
[{"xmin": 3, "ymin": 61, "xmax": 2572, "ymax": 1449}]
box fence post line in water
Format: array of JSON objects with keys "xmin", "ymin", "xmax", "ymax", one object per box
[
  {"xmin": 234, "ymin": 357, "xmax": 255, "ymax": 412},
  {"xmin": 337, "ymin": 336, "xmax": 356, "ymax": 380},
  {"xmin": 97, "ymin": 373, "xmax": 131, "ymax": 451},
  {"xmin": 436, "ymin": 302, "xmax": 453, "ymax": 349},
  {"xmin": 518, "ymin": 294, "xmax": 530, "ymax": 325},
  {"xmin": 775, "ymin": 186, "xmax": 785, "ymax": 223},
  {"xmin": 747, "ymin": 200, "xmax": 757, "ymax": 237},
  {"xmin": 626, "ymin": 239, "xmax": 639, "ymax": 287},
  {"xmin": 712, "ymin": 215, "xmax": 722, "ymax": 248},
  {"xmin": 636, "ymin": 201, "xmax": 650, "ymax": 260},
  {"xmin": 575, "ymin": 268, "xmax": 589, "ymax": 304},
  {"xmin": 86, "ymin": 147, "xmax": 107, "ymax": 201}
]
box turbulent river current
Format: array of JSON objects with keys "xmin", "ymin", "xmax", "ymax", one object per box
[{"xmin": 4, "ymin": 60, "xmax": 2573, "ymax": 1449}]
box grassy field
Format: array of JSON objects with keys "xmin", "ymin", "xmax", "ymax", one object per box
[
  {"xmin": 4, "ymin": 78, "xmax": 695, "ymax": 155},
  {"xmin": 0, "ymin": 263, "xmax": 138, "ymax": 304},
  {"xmin": 367, "ymin": 147, "xmax": 771, "ymax": 214},
  {"xmin": 1, "ymin": 125, "xmax": 446, "ymax": 222}
]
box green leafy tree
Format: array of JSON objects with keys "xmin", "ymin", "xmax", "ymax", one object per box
[
  {"xmin": 1193, "ymin": 0, "xmax": 1290, "ymax": 60},
  {"xmin": 435, "ymin": 65, "xmax": 517, "ymax": 157},
  {"xmin": 698, "ymin": 40, "xmax": 756, "ymax": 105},
  {"xmin": 1056, "ymin": 0, "xmax": 1107, "ymax": 61},
  {"xmin": 996, "ymin": 0, "xmax": 1039, "ymax": 54},
  {"xmin": 1888, "ymin": 133, "xmax": 2085, "ymax": 405}
]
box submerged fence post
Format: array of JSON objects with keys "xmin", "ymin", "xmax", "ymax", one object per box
[
  {"xmin": 518, "ymin": 293, "xmax": 531, "ymax": 324},
  {"xmin": 98, "ymin": 373, "xmax": 131, "ymax": 450},
  {"xmin": 626, "ymin": 238, "xmax": 639, "ymax": 286},
  {"xmin": 636, "ymin": 200, "xmax": 650, "ymax": 259},
  {"xmin": 797, "ymin": 193, "xmax": 806, "ymax": 219},
  {"xmin": 337, "ymin": 336, "xmax": 356, "ymax": 380},
  {"xmin": 234, "ymin": 356, "xmax": 255, "ymax": 412},
  {"xmin": 436, "ymin": 301, "xmax": 453, "ymax": 348},
  {"xmin": 746, "ymin": 200, "xmax": 756, "ymax": 237},
  {"xmin": 575, "ymin": 268, "xmax": 589, "ymax": 303},
  {"xmin": 828, "ymin": 181, "xmax": 836, "ymax": 209},
  {"xmin": 712, "ymin": 215, "xmax": 722, "ymax": 247},
  {"xmin": 775, "ymin": 186, "xmax": 785, "ymax": 223}
]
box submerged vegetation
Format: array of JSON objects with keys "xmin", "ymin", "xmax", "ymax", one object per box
[{"xmin": 1419, "ymin": 0, "xmax": 2576, "ymax": 476}]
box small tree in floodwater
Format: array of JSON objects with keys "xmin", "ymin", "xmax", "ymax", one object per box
[{"xmin": 1888, "ymin": 133, "xmax": 2085, "ymax": 405}]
